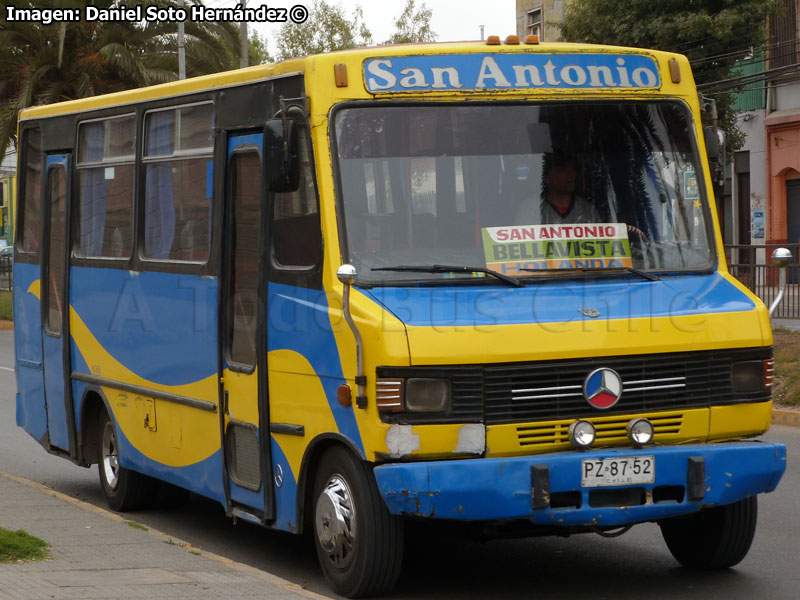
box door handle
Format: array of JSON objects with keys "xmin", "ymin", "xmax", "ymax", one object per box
[{"xmin": 224, "ymin": 390, "xmax": 230, "ymax": 415}]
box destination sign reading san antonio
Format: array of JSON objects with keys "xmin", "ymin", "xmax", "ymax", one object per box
[
  {"xmin": 482, "ymin": 223, "xmax": 633, "ymax": 276},
  {"xmin": 364, "ymin": 53, "xmax": 661, "ymax": 92}
]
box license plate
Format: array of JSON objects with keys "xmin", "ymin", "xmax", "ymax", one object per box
[{"xmin": 581, "ymin": 455, "xmax": 655, "ymax": 487}]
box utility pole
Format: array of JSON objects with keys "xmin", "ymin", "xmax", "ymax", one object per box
[
  {"xmin": 178, "ymin": 0, "xmax": 186, "ymax": 79},
  {"xmin": 479, "ymin": 25, "xmax": 485, "ymax": 41},
  {"xmin": 240, "ymin": 0, "xmax": 248, "ymax": 68}
]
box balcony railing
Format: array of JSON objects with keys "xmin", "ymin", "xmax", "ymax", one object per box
[{"xmin": 0, "ymin": 255, "xmax": 11, "ymax": 291}]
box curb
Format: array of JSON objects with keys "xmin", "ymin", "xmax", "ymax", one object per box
[
  {"xmin": 0, "ymin": 320, "xmax": 13, "ymax": 330},
  {"xmin": 0, "ymin": 471, "xmax": 329, "ymax": 600},
  {"xmin": 773, "ymin": 408, "xmax": 800, "ymax": 427}
]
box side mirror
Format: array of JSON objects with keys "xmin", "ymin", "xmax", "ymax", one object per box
[
  {"xmin": 265, "ymin": 118, "xmax": 300, "ymax": 193},
  {"xmin": 704, "ymin": 125, "xmax": 720, "ymax": 163}
]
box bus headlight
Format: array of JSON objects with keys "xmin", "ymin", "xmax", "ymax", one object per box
[
  {"xmin": 731, "ymin": 360, "xmax": 769, "ymax": 392},
  {"xmin": 404, "ymin": 378, "xmax": 452, "ymax": 412},
  {"xmin": 568, "ymin": 420, "xmax": 596, "ymax": 449}
]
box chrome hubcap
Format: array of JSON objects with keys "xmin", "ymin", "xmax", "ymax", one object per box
[
  {"xmin": 101, "ymin": 421, "xmax": 120, "ymax": 491},
  {"xmin": 315, "ymin": 474, "xmax": 356, "ymax": 571}
]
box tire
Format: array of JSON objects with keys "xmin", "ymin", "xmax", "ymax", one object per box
[
  {"xmin": 97, "ymin": 412, "xmax": 157, "ymax": 512},
  {"xmin": 312, "ymin": 446, "xmax": 404, "ymax": 598},
  {"xmin": 659, "ymin": 496, "xmax": 758, "ymax": 569}
]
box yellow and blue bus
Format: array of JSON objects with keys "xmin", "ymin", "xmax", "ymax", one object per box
[{"xmin": 14, "ymin": 38, "xmax": 786, "ymax": 597}]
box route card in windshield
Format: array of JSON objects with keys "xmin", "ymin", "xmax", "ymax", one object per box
[{"xmin": 482, "ymin": 223, "xmax": 632, "ymax": 276}]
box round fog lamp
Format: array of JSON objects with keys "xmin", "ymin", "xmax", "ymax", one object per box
[
  {"xmin": 627, "ymin": 418, "xmax": 654, "ymax": 446},
  {"xmin": 568, "ymin": 420, "xmax": 596, "ymax": 449}
]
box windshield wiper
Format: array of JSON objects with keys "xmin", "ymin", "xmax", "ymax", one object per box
[
  {"xmin": 371, "ymin": 264, "xmax": 524, "ymax": 287},
  {"xmin": 521, "ymin": 266, "xmax": 660, "ymax": 282}
]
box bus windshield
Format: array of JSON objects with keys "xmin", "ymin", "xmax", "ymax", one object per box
[{"xmin": 334, "ymin": 101, "xmax": 714, "ymax": 285}]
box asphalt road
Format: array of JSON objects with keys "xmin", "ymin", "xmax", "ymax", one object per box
[{"xmin": 0, "ymin": 329, "xmax": 798, "ymax": 599}]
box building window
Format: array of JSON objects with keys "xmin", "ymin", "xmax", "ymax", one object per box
[
  {"xmin": 76, "ymin": 114, "xmax": 135, "ymax": 258},
  {"xmin": 526, "ymin": 8, "xmax": 542, "ymax": 39},
  {"xmin": 143, "ymin": 102, "xmax": 214, "ymax": 262}
]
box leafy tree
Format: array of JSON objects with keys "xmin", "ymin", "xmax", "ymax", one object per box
[
  {"xmin": 249, "ymin": 31, "xmax": 273, "ymax": 65},
  {"xmin": 0, "ymin": 0, "xmax": 255, "ymax": 162},
  {"xmin": 385, "ymin": 0, "xmax": 437, "ymax": 45},
  {"xmin": 276, "ymin": 1, "xmax": 373, "ymax": 61},
  {"xmin": 558, "ymin": 0, "xmax": 776, "ymax": 154}
]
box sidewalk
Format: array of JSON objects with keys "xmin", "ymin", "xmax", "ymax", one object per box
[{"xmin": 0, "ymin": 473, "xmax": 325, "ymax": 600}]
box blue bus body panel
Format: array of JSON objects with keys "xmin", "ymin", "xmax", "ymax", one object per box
[
  {"xmin": 115, "ymin": 423, "xmax": 225, "ymax": 504},
  {"xmin": 374, "ymin": 441, "xmax": 786, "ymax": 525},
  {"xmin": 68, "ymin": 266, "xmax": 221, "ymax": 501},
  {"xmin": 363, "ymin": 273, "xmax": 754, "ymax": 328},
  {"xmin": 69, "ymin": 267, "xmax": 218, "ymax": 386},
  {"xmin": 42, "ymin": 331, "xmax": 69, "ymax": 449},
  {"xmin": 14, "ymin": 262, "xmax": 46, "ymax": 442},
  {"xmin": 267, "ymin": 282, "xmax": 364, "ymax": 456}
]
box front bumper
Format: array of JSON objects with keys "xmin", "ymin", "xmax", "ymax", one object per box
[{"xmin": 373, "ymin": 441, "xmax": 786, "ymax": 526}]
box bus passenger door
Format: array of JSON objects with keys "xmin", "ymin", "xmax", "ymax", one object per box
[
  {"xmin": 220, "ymin": 133, "xmax": 272, "ymax": 520},
  {"xmin": 41, "ymin": 154, "xmax": 73, "ymax": 453}
]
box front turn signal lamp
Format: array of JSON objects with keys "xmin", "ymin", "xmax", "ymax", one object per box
[{"xmin": 376, "ymin": 377, "xmax": 452, "ymax": 413}]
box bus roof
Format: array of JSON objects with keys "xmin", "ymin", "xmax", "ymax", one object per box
[{"xmin": 19, "ymin": 41, "xmax": 690, "ymax": 121}]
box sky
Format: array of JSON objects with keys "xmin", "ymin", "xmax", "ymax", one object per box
[{"xmin": 226, "ymin": 0, "xmax": 518, "ymax": 55}]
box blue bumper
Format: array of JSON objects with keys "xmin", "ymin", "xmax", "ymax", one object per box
[{"xmin": 373, "ymin": 442, "xmax": 787, "ymax": 526}]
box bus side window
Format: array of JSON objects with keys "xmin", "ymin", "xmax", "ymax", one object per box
[
  {"xmin": 17, "ymin": 128, "xmax": 43, "ymax": 255},
  {"xmin": 272, "ymin": 124, "xmax": 322, "ymax": 274},
  {"xmin": 76, "ymin": 115, "xmax": 135, "ymax": 259},
  {"xmin": 142, "ymin": 103, "xmax": 214, "ymax": 263}
]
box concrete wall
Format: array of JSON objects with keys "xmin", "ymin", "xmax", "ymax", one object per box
[
  {"xmin": 516, "ymin": 0, "xmax": 569, "ymax": 41},
  {"xmin": 774, "ymin": 81, "xmax": 800, "ymax": 110},
  {"xmin": 738, "ymin": 109, "xmax": 767, "ymax": 244}
]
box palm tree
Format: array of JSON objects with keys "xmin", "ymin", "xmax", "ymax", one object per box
[{"xmin": 0, "ymin": 0, "xmax": 248, "ymax": 163}]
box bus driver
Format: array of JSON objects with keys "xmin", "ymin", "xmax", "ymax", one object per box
[{"xmin": 515, "ymin": 152, "xmax": 601, "ymax": 225}]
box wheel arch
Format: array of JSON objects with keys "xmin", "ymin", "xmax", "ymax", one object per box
[
  {"xmin": 77, "ymin": 385, "xmax": 113, "ymax": 467},
  {"xmin": 295, "ymin": 432, "xmax": 366, "ymax": 534}
]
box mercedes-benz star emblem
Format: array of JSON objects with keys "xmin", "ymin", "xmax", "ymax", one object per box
[{"xmin": 583, "ymin": 368, "xmax": 623, "ymax": 410}]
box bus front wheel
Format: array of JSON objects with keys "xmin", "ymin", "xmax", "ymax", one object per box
[
  {"xmin": 659, "ymin": 495, "xmax": 757, "ymax": 569},
  {"xmin": 97, "ymin": 412, "xmax": 156, "ymax": 512},
  {"xmin": 312, "ymin": 446, "xmax": 404, "ymax": 598}
]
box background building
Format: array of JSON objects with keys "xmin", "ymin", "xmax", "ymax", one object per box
[
  {"xmin": 515, "ymin": 1, "xmax": 566, "ymax": 41},
  {"xmin": 0, "ymin": 145, "xmax": 16, "ymax": 246}
]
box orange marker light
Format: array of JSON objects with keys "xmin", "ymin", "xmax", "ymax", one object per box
[
  {"xmin": 337, "ymin": 384, "xmax": 352, "ymax": 407},
  {"xmin": 505, "ymin": 35, "xmax": 520, "ymax": 45},
  {"xmin": 668, "ymin": 58, "xmax": 681, "ymax": 84},
  {"xmin": 524, "ymin": 35, "xmax": 540, "ymax": 45},
  {"xmin": 334, "ymin": 63, "xmax": 348, "ymax": 88},
  {"xmin": 486, "ymin": 35, "xmax": 501, "ymax": 45}
]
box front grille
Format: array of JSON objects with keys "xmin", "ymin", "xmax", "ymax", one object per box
[
  {"xmin": 484, "ymin": 348, "xmax": 771, "ymax": 424},
  {"xmin": 378, "ymin": 347, "xmax": 771, "ymax": 425},
  {"xmin": 516, "ymin": 414, "xmax": 683, "ymax": 447}
]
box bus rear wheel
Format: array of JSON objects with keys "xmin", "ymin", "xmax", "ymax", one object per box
[
  {"xmin": 659, "ymin": 496, "xmax": 757, "ymax": 569},
  {"xmin": 97, "ymin": 412, "xmax": 156, "ymax": 512},
  {"xmin": 312, "ymin": 446, "xmax": 404, "ymax": 598}
]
